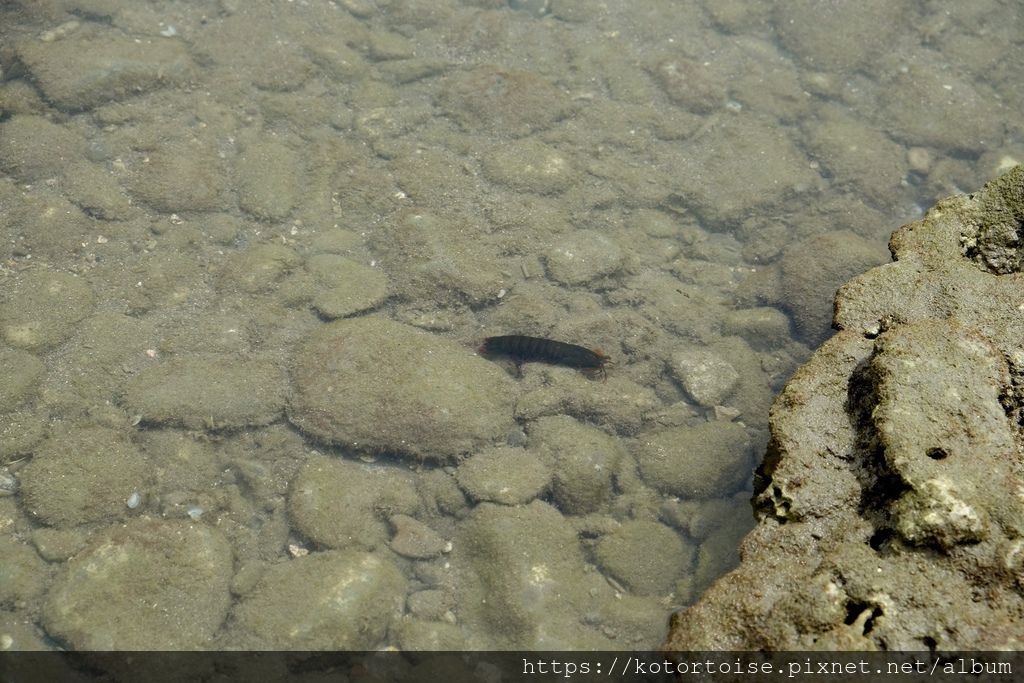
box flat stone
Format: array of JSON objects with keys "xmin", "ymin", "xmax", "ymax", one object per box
[
  {"xmin": 307, "ymin": 254, "xmax": 388, "ymax": 319},
  {"xmin": 42, "ymin": 519, "xmax": 233, "ymax": 649},
  {"xmin": 288, "ymin": 455, "xmax": 421, "ymax": 551},
  {"xmin": 389, "ymin": 514, "xmax": 446, "ymax": 559},
  {"xmin": 19, "ymin": 426, "xmax": 152, "ymax": 527},
  {"xmin": 235, "ymin": 138, "xmax": 303, "ymax": 221},
  {"xmin": 635, "ymin": 421, "xmax": 752, "ymax": 499},
  {"xmin": 17, "ymin": 32, "xmax": 194, "ymax": 111},
  {"xmin": 0, "ymin": 347, "xmax": 44, "ymax": 413},
  {"xmin": 122, "ymin": 353, "xmax": 287, "ymax": 430},
  {"xmin": 544, "ymin": 230, "xmax": 625, "ymax": 286},
  {"xmin": 455, "ymin": 445, "xmax": 551, "ymax": 505},
  {"xmin": 288, "ymin": 316, "xmax": 516, "ymax": 462},
  {"xmin": 669, "ymin": 347, "xmax": 740, "ymax": 407},
  {"xmin": 232, "ymin": 550, "xmax": 406, "ymax": 649},
  {"xmin": 594, "ymin": 520, "xmax": 695, "ymax": 596},
  {"xmin": 0, "ymin": 269, "xmax": 95, "ymax": 351}
]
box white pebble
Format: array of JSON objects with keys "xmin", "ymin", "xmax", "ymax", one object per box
[
  {"xmin": 186, "ymin": 505, "xmax": 204, "ymax": 520},
  {"xmin": 126, "ymin": 491, "xmax": 141, "ymax": 508}
]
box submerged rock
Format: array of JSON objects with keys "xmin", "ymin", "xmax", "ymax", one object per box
[
  {"xmin": 42, "ymin": 519, "xmax": 233, "ymax": 649},
  {"xmin": 232, "ymin": 550, "xmax": 406, "ymax": 649},
  {"xmin": 666, "ymin": 166, "xmax": 1024, "ymax": 650},
  {"xmin": 288, "ymin": 316, "xmax": 516, "ymax": 462}
]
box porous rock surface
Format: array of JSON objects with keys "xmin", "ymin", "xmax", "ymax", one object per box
[{"xmin": 666, "ymin": 166, "xmax": 1024, "ymax": 650}]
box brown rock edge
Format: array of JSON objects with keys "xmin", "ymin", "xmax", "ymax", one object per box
[{"xmin": 665, "ymin": 165, "xmax": 1024, "ymax": 650}]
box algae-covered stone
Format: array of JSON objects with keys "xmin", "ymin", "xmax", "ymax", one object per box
[
  {"xmin": 529, "ymin": 416, "xmax": 624, "ymax": 514},
  {"xmin": 439, "ymin": 66, "xmax": 573, "ymax": 136},
  {"xmin": 306, "ymin": 254, "xmax": 388, "ymax": 319},
  {"xmin": 393, "ymin": 619, "xmax": 467, "ymax": 651},
  {"xmin": 0, "ymin": 347, "xmax": 44, "ymax": 413},
  {"xmin": 0, "ymin": 269, "xmax": 95, "ymax": 350},
  {"xmin": 235, "ymin": 138, "xmax": 303, "ymax": 221},
  {"xmin": 543, "ymin": 230, "xmax": 625, "ymax": 286},
  {"xmin": 670, "ymin": 117, "xmax": 819, "ymax": 223},
  {"xmin": 721, "ymin": 307, "xmax": 791, "ymax": 351},
  {"xmin": 0, "ymin": 408, "xmax": 46, "ymax": 464},
  {"xmin": 288, "ymin": 455, "xmax": 421, "ymax": 550},
  {"xmin": 593, "ymin": 520, "xmax": 694, "ymax": 596},
  {"xmin": 669, "ymin": 347, "xmax": 740, "ymax": 407},
  {"xmin": 780, "ymin": 230, "xmax": 889, "ymax": 345},
  {"xmin": 122, "ymin": 354, "xmax": 287, "ymax": 430},
  {"xmin": 126, "ymin": 146, "xmax": 228, "ymax": 213},
  {"xmin": 480, "ymin": 139, "xmax": 577, "ymax": 194},
  {"xmin": 370, "ymin": 210, "xmax": 508, "ymax": 306},
  {"xmin": 636, "ymin": 421, "xmax": 752, "ymax": 499},
  {"xmin": 17, "ymin": 32, "xmax": 194, "ymax": 111},
  {"xmin": 0, "ymin": 536, "xmax": 47, "ymax": 607},
  {"xmin": 19, "ymin": 426, "xmax": 152, "ymax": 527},
  {"xmin": 456, "ymin": 500, "xmax": 610, "ymax": 648},
  {"xmin": 288, "ymin": 316, "xmax": 516, "ymax": 461},
  {"xmin": 219, "ymin": 243, "xmax": 302, "ymax": 294},
  {"xmin": 233, "ymin": 550, "xmax": 407, "ymax": 649},
  {"xmin": 455, "ymin": 445, "xmax": 551, "ymax": 505},
  {"xmin": 389, "ymin": 514, "xmax": 446, "ymax": 559},
  {"xmin": 61, "ymin": 312, "xmax": 157, "ymax": 402},
  {"xmin": 42, "ymin": 519, "xmax": 233, "ymax": 649},
  {"xmin": 0, "ymin": 114, "xmax": 86, "ymax": 181}
]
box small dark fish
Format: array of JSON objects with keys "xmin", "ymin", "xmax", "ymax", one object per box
[{"xmin": 478, "ymin": 334, "xmax": 612, "ymax": 380}]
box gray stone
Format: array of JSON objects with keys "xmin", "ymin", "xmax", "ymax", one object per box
[
  {"xmin": 774, "ymin": 0, "xmax": 909, "ymax": 71},
  {"xmin": 669, "ymin": 118, "xmax": 819, "ymax": 224},
  {"xmin": 438, "ymin": 66, "xmax": 573, "ymax": 136},
  {"xmin": 720, "ymin": 307, "xmax": 792, "ymax": 351},
  {"xmin": 307, "ymin": 254, "xmax": 388, "ymax": 319},
  {"xmin": 480, "ymin": 139, "xmax": 578, "ymax": 195},
  {"xmin": 455, "ymin": 501, "xmax": 617, "ymax": 648},
  {"xmin": 529, "ymin": 416, "xmax": 623, "ymax": 514},
  {"xmin": 370, "ymin": 210, "xmax": 509, "ymax": 306},
  {"xmin": 219, "ymin": 244, "xmax": 302, "ymax": 294},
  {"xmin": 235, "ymin": 138, "xmax": 303, "ymax": 221},
  {"xmin": 779, "ymin": 230, "xmax": 889, "ymax": 345},
  {"xmin": 0, "ymin": 536, "xmax": 47, "ymax": 607},
  {"xmin": 389, "ymin": 514, "xmax": 447, "ymax": 559},
  {"xmin": 0, "ymin": 115, "xmax": 86, "ymax": 181},
  {"xmin": 126, "ymin": 146, "xmax": 228, "ymax": 213},
  {"xmin": 543, "ymin": 230, "xmax": 625, "ymax": 286},
  {"xmin": 593, "ymin": 520, "xmax": 694, "ymax": 596}
]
